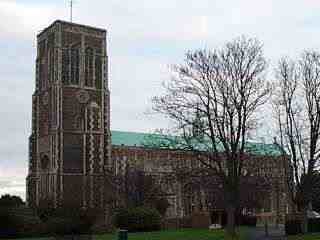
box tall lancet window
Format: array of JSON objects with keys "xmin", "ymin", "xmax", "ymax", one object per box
[
  {"xmin": 62, "ymin": 45, "xmax": 80, "ymax": 85},
  {"xmin": 95, "ymin": 55, "xmax": 102, "ymax": 89},
  {"xmin": 48, "ymin": 48, "xmax": 55, "ymax": 84},
  {"xmin": 70, "ymin": 46, "xmax": 80, "ymax": 85},
  {"xmin": 85, "ymin": 47, "xmax": 94, "ymax": 87},
  {"xmin": 62, "ymin": 48, "xmax": 70, "ymax": 84}
]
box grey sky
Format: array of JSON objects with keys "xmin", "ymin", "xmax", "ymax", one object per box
[{"xmin": 1, "ymin": 0, "xmax": 320, "ymax": 200}]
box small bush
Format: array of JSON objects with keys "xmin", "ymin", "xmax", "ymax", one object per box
[
  {"xmin": 0, "ymin": 209, "xmax": 20, "ymax": 238},
  {"xmin": 43, "ymin": 207, "xmax": 98, "ymax": 235},
  {"xmin": 0, "ymin": 208, "xmax": 43, "ymax": 238},
  {"xmin": 308, "ymin": 218, "xmax": 320, "ymax": 233},
  {"xmin": 285, "ymin": 219, "xmax": 302, "ymax": 235},
  {"xmin": 114, "ymin": 207, "xmax": 161, "ymax": 232}
]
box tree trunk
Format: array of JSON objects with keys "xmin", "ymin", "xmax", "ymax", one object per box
[
  {"xmin": 301, "ymin": 205, "xmax": 308, "ymax": 234},
  {"xmin": 226, "ymin": 205, "xmax": 236, "ymax": 239}
]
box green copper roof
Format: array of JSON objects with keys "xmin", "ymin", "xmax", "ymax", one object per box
[{"xmin": 110, "ymin": 130, "xmax": 283, "ymax": 157}]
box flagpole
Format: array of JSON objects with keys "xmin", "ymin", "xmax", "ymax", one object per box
[{"xmin": 70, "ymin": 0, "xmax": 73, "ymax": 22}]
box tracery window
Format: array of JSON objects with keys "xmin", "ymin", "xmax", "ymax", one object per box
[
  {"xmin": 48, "ymin": 48, "xmax": 55, "ymax": 84},
  {"xmin": 70, "ymin": 47, "xmax": 80, "ymax": 85},
  {"xmin": 85, "ymin": 47, "xmax": 94, "ymax": 87},
  {"xmin": 62, "ymin": 48, "xmax": 70, "ymax": 84},
  {"xmin": 95, "ymin": 55, "xmax": 102, "ymax": 89},
  {"xmin": 36, "ymin": 59, "xmax": 40, "ymax": 90},
  {"xmin": 62, "ymin": 45, "xmax": 80, "ymax": 85}
]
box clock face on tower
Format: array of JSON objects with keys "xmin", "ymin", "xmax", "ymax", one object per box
[{"xmin": 77, "ymin": 89, "xmax": 90, "ymax": 104}]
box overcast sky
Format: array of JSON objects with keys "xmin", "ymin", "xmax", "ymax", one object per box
[{"xmin": 1, "ymin": 0, "xmax": 320, "ymax": 200}]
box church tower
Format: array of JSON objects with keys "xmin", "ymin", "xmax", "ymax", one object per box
[{"xmin": 26, "ymin": 20, "xmax": 111, "ymax": 209}]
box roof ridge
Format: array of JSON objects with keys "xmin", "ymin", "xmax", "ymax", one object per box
[
  {"xmin": 110, "ymin": 130, "xmax": 283, "ymax": 156},
  {"xmin": 110, "ymin": 130, "xmax": 278, "ymax": 146}
]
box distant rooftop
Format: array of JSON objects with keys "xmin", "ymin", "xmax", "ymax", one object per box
[{"xmin": 110, "ymin": 130, "xmax": 283, "ymax": 157}]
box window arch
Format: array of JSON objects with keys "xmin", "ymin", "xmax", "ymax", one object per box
[
  {"xmin": 48, "ymin": 48, "xmax": 55, "ymax": 84},
  {"xmin": 62, "ymin": 48, "xmax": 70, "ymax": 84},
  {"xmin": 70, "ymin": 47, "xmax": 80, "ymax": 85},
  {"xmin": 95, "ymin": 55, "xmax": 102, "ymax": 89},
  {"xmin": 85, "ymin": 47, "xmax": 94, "ymax": 87},
  {"xmin": 62, "ymin": 44, "xmax": 80, "ymax": 85}
]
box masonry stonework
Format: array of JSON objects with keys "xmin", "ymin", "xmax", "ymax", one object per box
[{"xmin": 26, "ymin": 20, "xmax": 110, "ymax": 210}]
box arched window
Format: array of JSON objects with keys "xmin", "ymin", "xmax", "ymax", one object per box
[
  {"xmin": 62, "ymin": 45, "xmax": 80, "ymax": 85},
  {"xmin": 95, "ymin": 55, "xmax": 102, "ymax": 89},
  {"xmin": 70, "ymin": 47, "xmax": 80, "ymax": 85},
  {"xmin": 85, "ymin": 47, "xmax": 94, "ymax": 87},
  {"xmin": 48, "ymin": 48, "xmax": 55, "ymax": 84},
  {"xmin": 62, "ymin": 48, "xmax": 70, "ymax": 84}
]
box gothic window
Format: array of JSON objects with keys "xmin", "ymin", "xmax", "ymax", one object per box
[
  {"xmin": 36, "ymin": 59, "xmax": 40, "ymax": 90},
  {"xmin": 70, "ymin": 47, "xmax": 80, "ymax": 85},
  {"xmin": 62, "ymin": 46, "xmax": 80, "ymax": 85},
  {"xmin": 39, "ymin": 59, "xmax": 45, "ymax": 90},
  {"xmin": 48, "ymin": 48, "xmax": 55, "ymax": 84},
  {"xmin": 62, "ymin": 48, "xmax": 70, "ymax": 84},
  {"xmin": 51, "ymin": 87, "xmax": 57, "ymax": 127},
  {"xmin": 85, "ymin": 47, "xmax": 94, "ymax": 87},
  {"xmin": 95, "ymin": 55, "xmax": 102, "ymax": 89}
]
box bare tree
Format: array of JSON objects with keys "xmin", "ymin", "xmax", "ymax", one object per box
[
  {"xmin": 274, "ymin": 51, "xmax": 320, "ymax": 233},
  {"xmin": 152, "ymin": 36, "xmax": 271, "ymax": 238},
  {"xmin": 164, "ymin": 157, "xmax": 271, "ymax": 218}
]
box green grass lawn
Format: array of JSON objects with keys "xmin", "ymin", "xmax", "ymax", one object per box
[
  {"xmin": 95, "ymin": 228, "xmax": 249, "ymax": 240},
  {"xmin": 287, "ymin": 233, "xmax": 320, "ymax": 240},
  {"xmin": 7, "ymin": 227, "xmax": 249, "ymax": 240}
]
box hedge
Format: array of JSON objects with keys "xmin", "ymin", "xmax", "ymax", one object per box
[
  {"xmin": 308, "ymin": 218, "xmax": 320, "ymax": 233},
  {"xmin": 285, "ymin": 219, "xmax": 302, "ymax": 235},
  {"xmin": 114, "ymin": 207, "xmax": 161, "ymax": 232},
  {"xmin": 285, "ymin": 218, "xmax": 320, "ymax": 235}
]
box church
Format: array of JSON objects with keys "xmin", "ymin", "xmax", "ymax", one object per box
[{"xmin": 26, "ymin": 20, "xmax": 291, "ymax": 225}]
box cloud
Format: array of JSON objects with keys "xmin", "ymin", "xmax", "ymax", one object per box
[
  {"xmin": 0, "ymin": 167, "xmax": 26, "ymax": 200},
  {"xmin": 0, "ymin": 1, "xmax": 64, "ymax": 41}
]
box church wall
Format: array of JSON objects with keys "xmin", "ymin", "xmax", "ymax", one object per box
[
  {"xmin": 111, "ymin": 145, "xmax": 292, "ymax": 221},
  {"xmin": 62, "ymin": 175, "xmax": 83, "ymax": 207}
]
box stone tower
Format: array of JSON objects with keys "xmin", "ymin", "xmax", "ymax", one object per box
[{"xmin": 26, "ymin": 20, "xmax": 111, "ymax": 209}]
